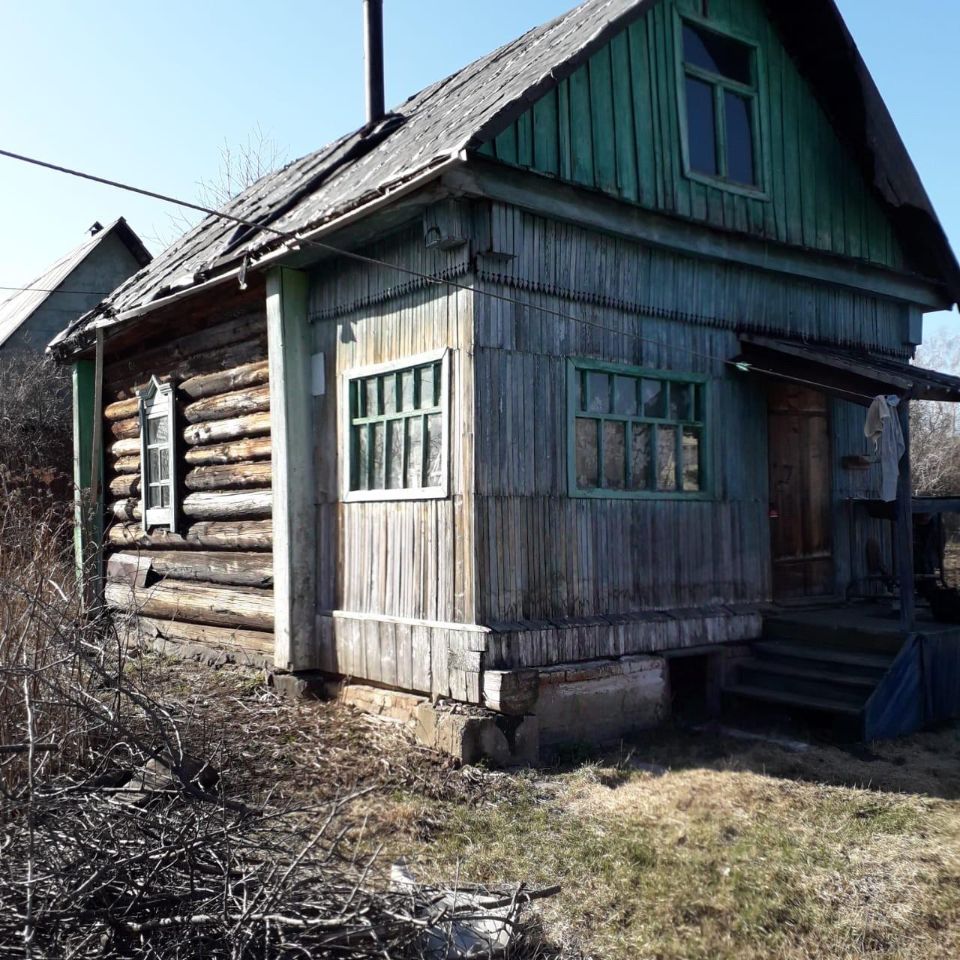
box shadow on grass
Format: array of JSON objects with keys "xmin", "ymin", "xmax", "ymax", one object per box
[{"xmin": 540, "ymin": 719, "xmax": 960, "ymax": 800}]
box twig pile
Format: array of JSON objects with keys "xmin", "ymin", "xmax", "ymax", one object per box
[
  {"xmin": 0, "ymin": 501, "xmax": 557, "ymax": 958},
  {"xmin": 0, "ymin": 778, "xmax": 553, "ymax": 958}
]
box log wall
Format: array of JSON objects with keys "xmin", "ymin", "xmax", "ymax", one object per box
[{"xmin": 101, "ymin": 288, "xmax": 275, "ymax": 658}]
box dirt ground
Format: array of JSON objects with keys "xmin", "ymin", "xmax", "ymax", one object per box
[{"xmin": 136, "ymin": 651, "xmax": 960, "ymax": 960}]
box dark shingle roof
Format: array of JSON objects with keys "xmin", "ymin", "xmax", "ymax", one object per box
[
  {"xmin": 51, "ymin": 0, "xmax": 644, "ymax": 354},
  {"xmin": 51, "ymin": 0, "xmax": 960, "ymax": 357}
]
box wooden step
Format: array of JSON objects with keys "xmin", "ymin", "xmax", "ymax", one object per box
[
  {"xmin": 752, "ymin": 640, "xmax": 894, "ymax": 672},
  {"xmin": 763, "ymin": 617, "xmax": 905, "ymax": 656},
  {"xmin": 736, "ymin": 658, "xmax": 873, "ymax": 709},
  {"xmin": 738, "ymin": 658, "xmax": 878, "ymax": 690},
  {"xmin": 723, "ymin": 683, "xmax": 864, "ymax": 717}
]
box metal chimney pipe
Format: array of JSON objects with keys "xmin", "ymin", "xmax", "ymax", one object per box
[{"xmin": 363, "ymin": 0, "xmax": 385, "ymax": 124}]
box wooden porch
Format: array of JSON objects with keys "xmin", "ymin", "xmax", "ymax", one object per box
[{"xmin": 724, "ymin": 601, "xmax": 960, "ymax": 741}]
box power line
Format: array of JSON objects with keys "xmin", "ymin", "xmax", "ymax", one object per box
[
  {"xmin": 0, "ymin": 146, "xmax": 880, "ymax": 402},
  {"xmin": 0, "ymin": 285, "xmax": 114, "ymax": 296}
]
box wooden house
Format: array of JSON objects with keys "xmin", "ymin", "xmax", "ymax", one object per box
[
  {"xmin": 51, "ymin": 0, "xmax": 960, "ymax": 755},
  {"xmin": 1, "ymin": 219, "xmax": 150, "ymax": 358}
]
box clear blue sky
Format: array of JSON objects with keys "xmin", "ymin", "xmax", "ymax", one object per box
[{"xmin": 1, "ymin": 0, "xmax": 957, "ymax": 334}]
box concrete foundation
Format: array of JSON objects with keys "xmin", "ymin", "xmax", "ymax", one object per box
[
  {"xmin": 532, "ymin": 655, "xmax": 669, "ymax": 747},
  {"xmin": 415, "ymin": 701, "xmax": 540, "ymax": 767},
  {"xmin": 274, "ymin": 653, "xmax": 670, "ymax": 766}
]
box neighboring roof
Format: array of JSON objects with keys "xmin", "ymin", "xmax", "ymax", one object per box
[
  {"xmin": 0, "ymin": 218, "xmax": 151, "ymax": 350},
  {"xmin": 51, "ymin": 0, "xmax": 960, "ymax": 357},
  {"xmin": 739, "ymin": 335, "xmax": 960, "ymax": 404}
]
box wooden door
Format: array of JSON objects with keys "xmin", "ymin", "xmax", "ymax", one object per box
[{"xmin": 767, "ymin": 384, "xmax": 834, "ymax": 599}]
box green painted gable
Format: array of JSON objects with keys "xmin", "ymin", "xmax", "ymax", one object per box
[{"xmin": 477, "ymin": 0, "xmax": 905, "ymax": 271}]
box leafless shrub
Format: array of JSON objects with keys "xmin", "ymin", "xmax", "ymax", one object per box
[
  {"xmin": 0, "ymin": 499, "xmax": 556, "ymax": 958},
  {"xmin": 912, "ymin": 333, "xmax": 960, "ymax": 497},
  {"xmin": 0, "ymin": 353, "xmax": 72, "ymax": 506},
  {"xmin": 148, "ymin": 125, "xmax": 288, "ymax": 249}
]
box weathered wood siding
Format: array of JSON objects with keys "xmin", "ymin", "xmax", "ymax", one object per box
[
  {"xmin": 307, "ymin": 222, "xmax": 480, "ymax": 697},
  {"xmin": 476, "ymin": 204, "xmax": 913, "ymax": 355},
  {"xmin": 472, "ymin": 202, "xmax": 911, "ymax": 628},
  {"xmin": 101, "ymin": 286, "xmax": 274, "ymax": 659},
  {"xmin": 478, "ymin": 0, "xmax": 905, "ymax": 272}
]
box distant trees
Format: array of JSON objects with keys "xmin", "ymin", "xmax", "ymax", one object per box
[
  {"xmin": 150, "ymin": 125, "xmax": 288, "ymax": 249},
  {"xmin": 911, "ymin": 332, "xmax": 960, "ymax": 496}
]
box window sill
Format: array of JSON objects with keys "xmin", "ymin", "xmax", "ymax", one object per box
[
  {"xmin": 570, "ymin": 488, "xmax": 714, "ymax": 502},
  {"xmin": 684, "ymin": 169, "xmax": 770, "ymax": 202},
  {"xmin": 343, "ymin": 487, "xmax": 449, "ymax": 503}
]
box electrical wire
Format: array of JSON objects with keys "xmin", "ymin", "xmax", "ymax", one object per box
[
  {"xmin": 0, "ymin": 285, "xmax": 114, "ymax": 296},
  {"xmin": 0, "ymin": 146, "xmax": 885, "ymax": 402}
]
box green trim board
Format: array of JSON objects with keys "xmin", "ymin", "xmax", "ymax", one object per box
[
  {"xmin": 566, "ymin": 358, "xmax": 712, "ymax": 501},
  {"xmin": 71, "ymin": 359, "xmax": 101, "ymax": 581},
  {"xmin": 477, "ymin": 0, "xmax": 905, "ymax": 272}
]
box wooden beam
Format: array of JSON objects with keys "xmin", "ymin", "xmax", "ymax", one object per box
[
  {"xmin": 443, "ymin": 160, "xmax": 950, "ymax": 310},
  {"xmin": 897, "ymin": 400, "xmax": 915, "ymax": 633},
  {"xmin": 266, "ymin": 267, "xmax": 317, "ymax": 671},
  {"xmin": 105, "ymin": 579, "xmax": 274, "ymax": 631},
  {"xmin": 72, "ymin": 359, "xmax": 96, "ymax": 582},
  {"xmin": 912, "ymin": 497, "xmax": 960, "ymax": 514},
  {"xmin": 89, "ymin": 330, "xmax": 105, "ymax": 599}
]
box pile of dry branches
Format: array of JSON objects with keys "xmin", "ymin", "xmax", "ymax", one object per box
[{"xmin": 0, "ymin": 501, "xmax": 557, "ymax": 959}]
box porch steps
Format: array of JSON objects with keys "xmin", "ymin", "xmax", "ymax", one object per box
[
  {"xmin": 750, "ymin": 641, "xmax": 892, "ymax": 676},
  {"xmin": 722, "ymin": 683, "xmax": 863, "ymax": 717},
  {"xmin": 722, "ymin": 620, "xmax": 902, "ymax": 740}
]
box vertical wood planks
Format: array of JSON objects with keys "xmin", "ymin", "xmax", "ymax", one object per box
[{"xmin": 484, "ymin": 0, "xmax": 905, "ymax": 271}]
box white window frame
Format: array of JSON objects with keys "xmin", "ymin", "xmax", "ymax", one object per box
[
  {"xmin": 137, "ymin": 376, "xmax": 178, "ymax": 532},
  {"xmin": 341, "ymin": 348, "xmax": 450, "ymax": 503}
]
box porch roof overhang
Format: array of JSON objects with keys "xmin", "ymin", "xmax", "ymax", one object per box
[{"xmin": 736, "ymin": 335, "xmax": 960, "ymax": 405}]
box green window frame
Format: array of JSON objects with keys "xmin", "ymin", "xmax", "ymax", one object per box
[
  {"xmin": 674, "ymin": 10, "xmax": 767, "ymax": 198},
  {"xmin": 343, "ymin": 349, "xmax": 450, "ymax": 502},
  {"xmin": 567, "ymin": 359, "xmax": 709, "ymax": 500}
]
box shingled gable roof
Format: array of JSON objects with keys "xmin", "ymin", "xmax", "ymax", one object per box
[
  {"xmin": 50, "ymin": 0, "xmax": 960, "ymax": 358},
  {"xmin": 1, "ymin": 218, "xmax": 150, "ymax": 350}
]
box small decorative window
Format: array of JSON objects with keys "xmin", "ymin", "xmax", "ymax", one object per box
[
  {"xmin": 344, "ymin": 350, "xmax": 449, "ymax": 501},
  {"xmin": 137, "ymin": 377, "xmax": 178, "ymax": 531},
  {"xmin": 677, "ymin": 15, "xmax": 763, "ymax": 192},
  {"xmin": 568, "ymin": 360, "xmax": 708, "ymax": 499}
]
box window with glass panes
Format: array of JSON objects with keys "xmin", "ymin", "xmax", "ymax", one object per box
[
  {"xmin": 347, "ymin": 354, "xmax": 447, "ymax": 497},
  {"xmin": 568, "ymin": 362, "xmax": 707, "ymax": 497},
  {"xmin": 678, "ymin": 16, "xmax": 762, "ymax": 190},
  {"xmin": 137, "ymin": 377, "xmax": 178, "ymax": 531}
]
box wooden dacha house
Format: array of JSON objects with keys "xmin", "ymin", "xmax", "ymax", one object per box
[{"xmin": 52, "ymin": 0, "xmax": 960, "ymax": 758}]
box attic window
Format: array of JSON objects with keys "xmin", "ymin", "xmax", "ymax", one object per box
[
  {"xmin": 137, "ymin": 377, "xmax": 178, "ymax": 532},
  {"xmin": 678, "ymin": 16, "xmax": 763, "ymax": 193}
]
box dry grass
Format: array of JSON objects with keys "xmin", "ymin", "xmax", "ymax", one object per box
[
  {"xmin": 0, "ymin": 494, "xmax": 86, "ymax": 798},
  {"xmin": 414, "ymin": 727, "xmax": 960, "ymax": 959},
  {"xmin": 119, "ymin": 660, "xmax": 960, "ymax": 960}
]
